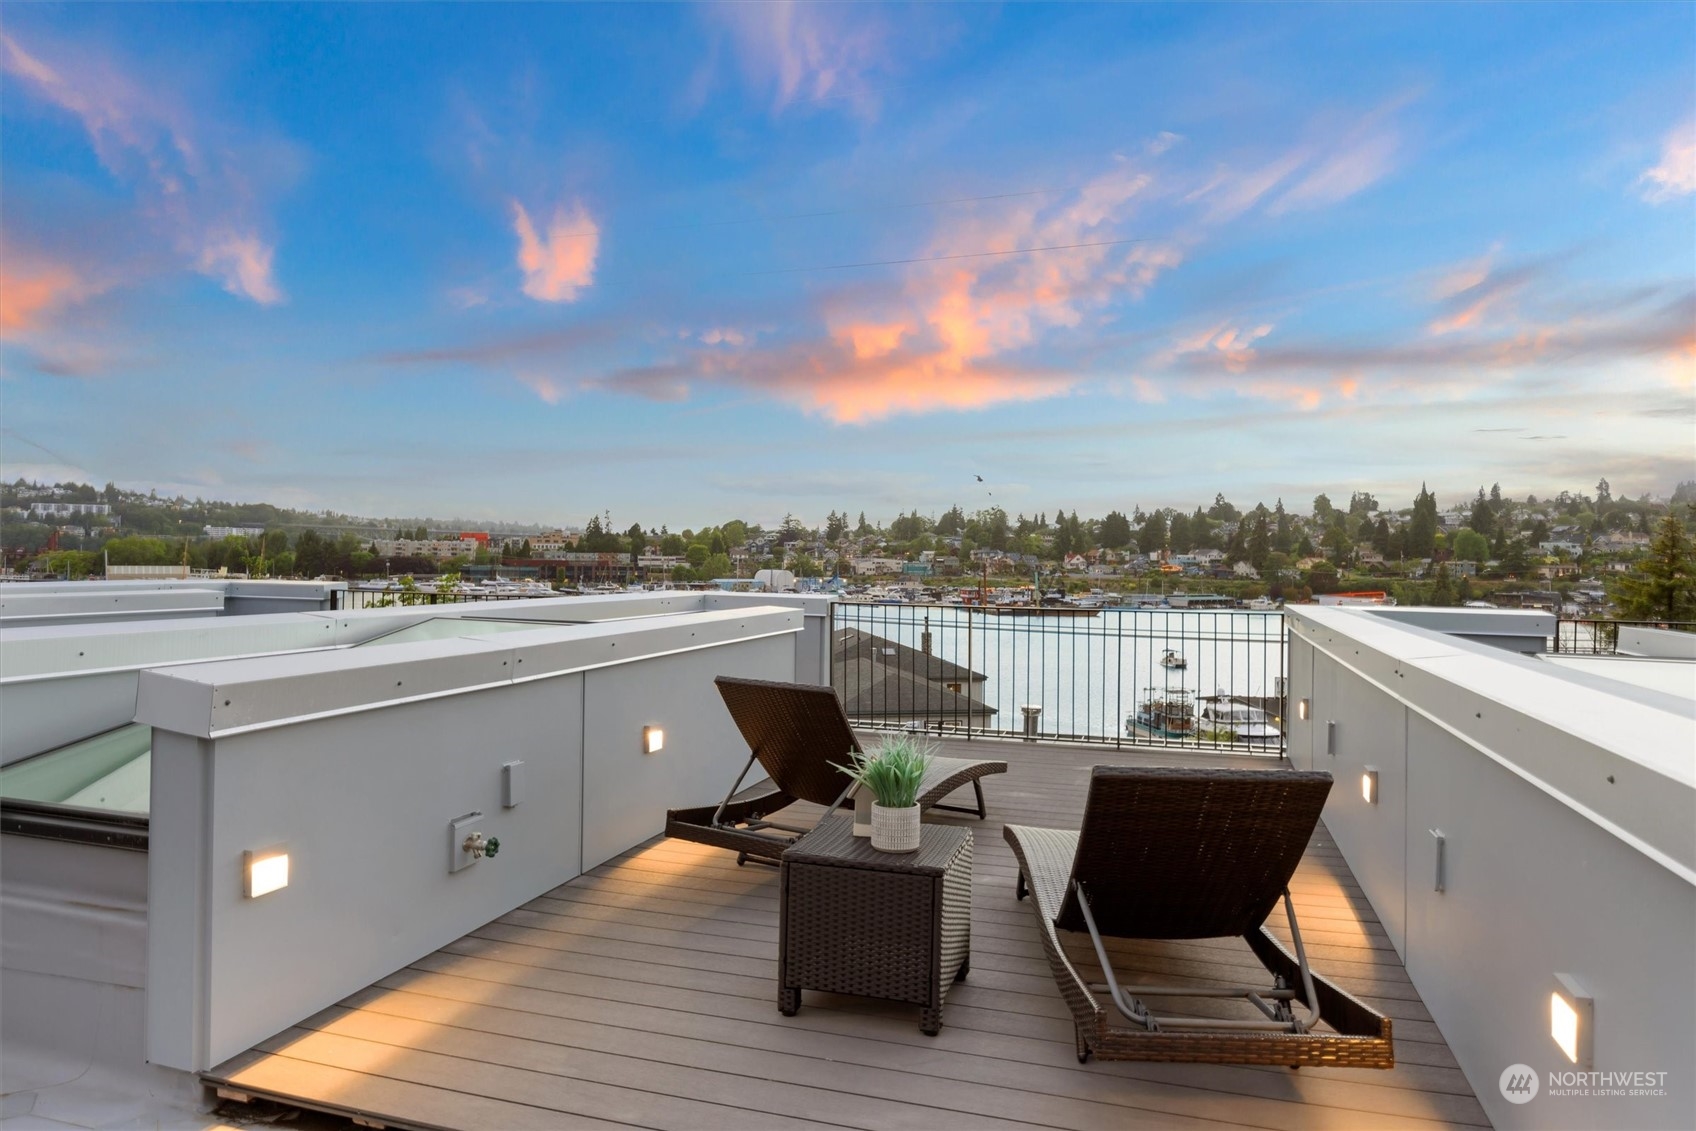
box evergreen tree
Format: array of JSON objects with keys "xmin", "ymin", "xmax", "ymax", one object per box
[
  {"xmin": 1469, "ymin": 488, "xmax": 1494, "ymax": 539},
  {"xmin": 1613, "ymin": 514, "xmax": 1696, "ymax": 621},
  {"xmin": 1098, "ymin": 510, "xmax": 1132, "ymax": 549},
  {"xmin": 1429, "ymin": 564, "xmax": 1455, "ymax": 607},
  {"xmin": 1273, "ymin": 498, "xmax": 1293, "ymax": 553},
  {"xmin": 1248, "ymin": 513, "xmax": 1272, "ymax": 571},
  {"xmin": 1167, "ymin": 510, "xmax": 1192, "ymax": 554},
  {"xmin": 1137, "ymin": 510, "xmax": 1168, "ymax": 556},
  {"xmin": 1408, "ymin": 485, "xmax": 1438, "ymax": 558}
]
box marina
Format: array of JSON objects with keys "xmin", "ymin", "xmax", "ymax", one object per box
[{"xmin": 830, "ymin": 602, "xmax": 1288, "ymax": 751}]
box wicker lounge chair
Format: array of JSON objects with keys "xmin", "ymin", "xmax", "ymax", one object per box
[
  {"xmin": 1004, "ymin": 766, "xmax": 1395, "ymax": 1068},
  {"xmin": 665, "ymin": 676, "xmax": 1008, "ymax": 865}
]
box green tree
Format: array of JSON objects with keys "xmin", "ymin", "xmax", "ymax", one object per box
[
  {"xmin": 1452, "ymin": 528, "xmax": 1490, "ymax": 563},
  {"xmin": 702, "ymin": 552, "xmax": 733, "ymax": 579},
  {"xmin": 1499, "ymin": 538, "xmax": 1531, "ymax": 577},
  {"xmin": 1469, "ymin": 488, "xmax": 1495, "ymax": 539},
  {"xmin": 1137, "ymin": 510, "xmax": 1168, "ymax": 557},
  {"xmin": 826, "ymin": 510, "xmax": 850, "ymax": 541},
  {"xmin": 685, "ymin": 544, "xmax": 709, "ymax": 568},
  {"xmin": 1429, "ymin": 564, "xmax": 1456, "ymax": 607},
  {"xmin": 1372, "ymin": 516, "xmax": 1392, "ymax": 556},
  {"xmin": 1167, "ymin": 510, "xmax": 1192, "ymax": 554},
  {"xmin": 1247, "ymin": 513, "xmax": 1271, "ymax": 571},
  {"xmin": 1098, "ymin": 509, "xmax": 1132, "ymax": 550},
  {"xmin": 1408, "ymin": 484, "xmax": 1438, "ymax": 558},
  {"xmin": 1273, "ymin": 498, "xmax": 1293, "ymax": 553},
  {"xmin": 627, "ymin": 522, "xmax": 646, "ymax": 565},
  {"xmin": 1613, "ymin": 514, "xmax": 1696, "ymax": 621},
  {"xmin": 1312, "ymin": 493, "xmax": 1335, "ymax": 525}
]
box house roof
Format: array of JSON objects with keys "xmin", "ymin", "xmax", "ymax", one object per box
[
  {"xmin": 831, "ymin": 656, "xmax": 997, "ymax": 718},
  {"xmin": 832, "ymin": 627, "xmax": 986, "ymax": 683}
]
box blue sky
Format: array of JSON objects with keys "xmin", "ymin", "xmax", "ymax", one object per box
[{"xmin": 3, "ymin": 2, "xmax": 1692, "ymax": 528}]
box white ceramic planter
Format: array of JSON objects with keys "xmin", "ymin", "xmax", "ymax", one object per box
[{"xmin": 871, "ymin": 803, "xmax": 921, "ymax": 853}]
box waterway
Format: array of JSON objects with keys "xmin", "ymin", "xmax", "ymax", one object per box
[{"xmin": 833, "ymin": 603, "xmax": 1288, "ymax": 747}]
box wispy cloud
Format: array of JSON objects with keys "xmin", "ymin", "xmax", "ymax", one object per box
[
  {"xmin": 511, "ymin": 200, "xmax": 599, "ymax": 303},
  {"xmin": 0, "ymin": 31, "xmax": 294, "ymax": 305},
  {"xmin": 1638, "ymin": 119, "xmax": 1695, "ymax": 203},
  {"xmin": 703, "ymin": 0, "xmax": 893, "ymax": 117},
  {"xmin": 1190, "ymin": 97, "xmax": 1411, "ymax": 222}
]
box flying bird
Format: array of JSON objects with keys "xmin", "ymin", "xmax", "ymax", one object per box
[{"xmin": 975, "ymin": 475, "xmax": 984, "ymax": 482}]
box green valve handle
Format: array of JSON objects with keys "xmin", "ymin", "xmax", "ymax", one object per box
[{"xmin": 484, "ymin": 836, "xmax": 500, "ymax": 858}]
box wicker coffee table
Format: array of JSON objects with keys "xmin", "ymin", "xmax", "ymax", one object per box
[{"xmin": 778, "ymin": 816, "xmax": 972, "ymax": 1035}]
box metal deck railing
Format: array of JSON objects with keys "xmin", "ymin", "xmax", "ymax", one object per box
[{"xmin": 830, "ymin": 601, "xmax": 1288, "ymax": 756}]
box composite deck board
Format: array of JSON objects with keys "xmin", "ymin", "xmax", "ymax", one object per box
[{"xmin": 206, "ymin": 736, "xmax": 1489, "ymax": 1130}]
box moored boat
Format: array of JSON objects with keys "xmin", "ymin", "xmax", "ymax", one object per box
[
  {"xmin": 1127, "ymin": 688, "xmax": 1195, "ymax": 737},
  {"xmin": 1195, "ymin": 695, "xmax": 1282, "ymax": 746}
]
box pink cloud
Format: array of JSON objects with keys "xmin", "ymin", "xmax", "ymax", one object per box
[
  {"xmin": 0, "ymin": 256, "xmax": 105, "ymax": 337},
  {"xmin": 0, "ymin": 32, "xmax": 289, "ymax": 305},
  {"xmin": 1639, "ymin": 119, "xmax": 1696, "ymax": 203},
  {"xmin": 594, "ymin": 163, "xmax": 1181, "ymax": 422},
  {"xmin": 1169, "ymin": 322, "xmax": 1274, "ymax": 374},
  {"xmin": 511, "ymin": 200, "xmax": 599, "ymax": 303},
  {"xmin": 514, "ymin": 372, "xmax": 567, "ymax": 405},
  {"xmin": 195, "ymin": 231, "xmax": 282, "ymax": 306}
]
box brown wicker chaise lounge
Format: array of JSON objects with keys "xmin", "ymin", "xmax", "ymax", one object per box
[
  {"xmin": 1004, "ymin": 766, "xmax": 1395, "ymax": 1068},
  {"xmin": 665, "ymin": 676, "xmax": 1008, "ymax": 866}
]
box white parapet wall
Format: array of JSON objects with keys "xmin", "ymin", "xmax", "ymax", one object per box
[
  {"xmin": 136, "ymin": 604, "xmax": 805, "ymax": 1074},
  {"xmin": 0, "ymin": 590, "xmax": 836, "ymax": 765},
  {"xmin": 1284, "ymin": 606, "xmax": 1694, "ymax": 1131}
]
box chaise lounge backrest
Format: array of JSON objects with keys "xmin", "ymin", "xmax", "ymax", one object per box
[
  {"xmin": 714, "ymin": 676, "xmax": 863, "ymax": 808},
  {"xmin": 1055, "ymin": 766, "xmax": 1333, "ymax": 940}
]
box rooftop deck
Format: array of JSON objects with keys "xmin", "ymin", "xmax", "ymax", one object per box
[{"xmin": 207, "ymin": 738, "xmax": 1488, "ymax": 1130}]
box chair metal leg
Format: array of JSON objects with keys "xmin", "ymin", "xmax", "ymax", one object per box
[{"xmin": 929, "ymin": 778, "xmax": 989, "ymax": 819}]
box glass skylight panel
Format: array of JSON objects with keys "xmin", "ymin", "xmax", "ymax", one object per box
[
  {"xmin": 0, "ymin": 723, "xmax": 153, "ymax": 814},
  {"xmin": 355, "ymin": 617, "xmax": 563, "ymax": 647}
]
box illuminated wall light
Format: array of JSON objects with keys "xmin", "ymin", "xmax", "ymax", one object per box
[
  {"xmin": 1551, "ymin": 974, "xmax": 1593, "ymax": 1068},
  {"xmin": 1361, "ymin": 767, "xmax": 1379, "ymax": 805},
  {"xmin": 642, "ymin": 725, "xmax": 665, "ymax": 755},
  {"xmin": 243, "ymin": 846, "xmax": 290, "ymax": 899},
  {"xmin": 1297, "ymin": 698, "xmax": 1310, "ymax": 721}
]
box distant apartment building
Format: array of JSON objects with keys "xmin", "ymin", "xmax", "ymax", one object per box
[
  {"xmin": 204, "ymin": 525, "xmax": 266, "ymax": 540},
  {"xmin": 29, "ymin": 502, "xmax": 111, "ymax": 518},
  {"xmin": 1539, "ymin": 540, "xmax": 1584, "ymax": 556},
  {"xmin": 850, "ymin": 556, "xmax": 905, "ymax": 576},
  {"xmin": 372, "ymin": 537, "xmax": 480, "ymax": 560},
  {"xmin": 529, "ymin": 530, "xmax": 582, "ymax": 557}
]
